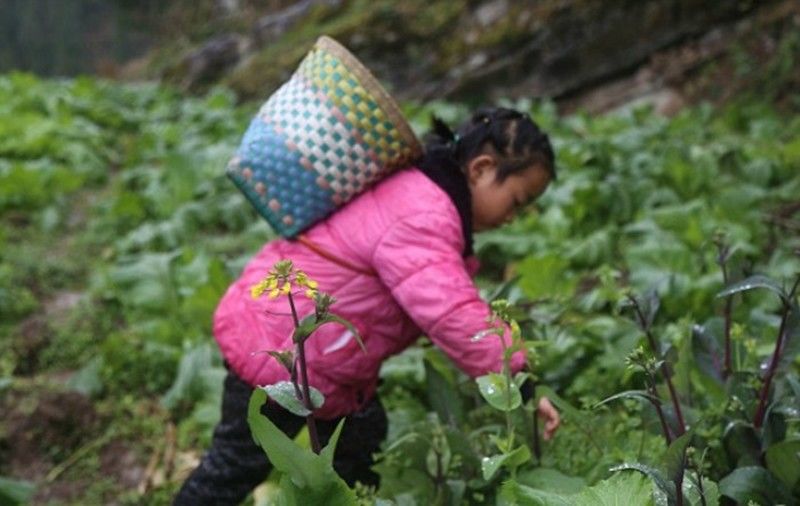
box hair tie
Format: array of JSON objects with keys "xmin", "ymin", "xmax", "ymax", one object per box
[{"xmin": 482, "ymin": 116, "xmax": 490, "ymax": 124}]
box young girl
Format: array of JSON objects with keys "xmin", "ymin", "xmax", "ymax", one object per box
[{"xmin": 175, "ymin": 107, "xmax": 560, "ymax": 504}]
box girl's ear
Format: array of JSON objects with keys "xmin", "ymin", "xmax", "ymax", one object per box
[{"xmin": 466, "ymin": 154, "xmax": 498, "ymax": 184}]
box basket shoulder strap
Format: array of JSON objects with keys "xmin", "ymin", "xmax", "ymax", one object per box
[{"xmin": 296, "ymin": 235, "xmax": 377, "ymax": 277}]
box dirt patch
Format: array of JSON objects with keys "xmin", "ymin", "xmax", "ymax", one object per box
[
  {"xmin": 0, "ymin": 388, "xmax": 99, "ymax": 479},
  {"xmin": 30, "ymin": 479, "xmax": 93, "ymax": 505},
  {"xmin": 0, "ymin": 383, "xmax": 164, "ymax": 504},
  {"xmin": 12, "ymin": 316, "xmax": 52, "ymax": 375},
  {"xmin": 11, "ymin": 291, "xmax": 84, "ymax": 376},
  {"xmin": 100, "ymin": 440, "xmax": 147, "ymax": 489}
]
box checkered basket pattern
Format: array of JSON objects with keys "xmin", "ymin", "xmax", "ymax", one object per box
[{"xmin": 226, "ymin": 35, "xmax": 422, "ymax": 237}]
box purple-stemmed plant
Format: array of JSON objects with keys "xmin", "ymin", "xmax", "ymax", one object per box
[
  {"xmin": 626, "ymin": 293, "xmax": 687, "ymax": 436},
  {"xmin": 713, "ymin": 235, "xmax": 736, "ymax": 379},
  {"xmin": 623, "ymin": 346, "xmax": 674, "ymax": 446},
  {"xmin": 752, "ymin": 275, "xmax": 800, "ymax": 428},
  {"xmin": 716, "ymin": 272, "xmax": 800, "ymax": 429}
]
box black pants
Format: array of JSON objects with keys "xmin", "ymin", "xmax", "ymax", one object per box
[{"xmin": 174, "ymin": 370, "xmax": 387, "ymax": 505}]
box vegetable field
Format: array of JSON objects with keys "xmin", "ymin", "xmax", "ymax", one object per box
[{"xmin": 1, "ymin": 72, "xmax": 799, "ymax": 505}]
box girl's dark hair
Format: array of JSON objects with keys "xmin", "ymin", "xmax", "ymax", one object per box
[{"xmin": 419, "ymin": 107, "xmax": 556, "ymax": 182}]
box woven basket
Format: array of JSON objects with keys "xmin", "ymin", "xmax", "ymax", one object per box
[{"xmin": 226, "ymin": 35, "xmax": 422, "ymax": 237}]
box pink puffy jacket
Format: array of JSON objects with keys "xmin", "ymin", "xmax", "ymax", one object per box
[{"xmin": 214, "ymin": 167, "xmax": 525, "ymax": 419}]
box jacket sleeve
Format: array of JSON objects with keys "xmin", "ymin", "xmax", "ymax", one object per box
[{"xmin": 371, "ymin": 211, "xmax": 526, "ymax": 377}]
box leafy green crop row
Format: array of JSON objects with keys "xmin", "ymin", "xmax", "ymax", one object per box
[{"xmin": 1, "ymin": 72, "xmax": 798, "ymax": 504}]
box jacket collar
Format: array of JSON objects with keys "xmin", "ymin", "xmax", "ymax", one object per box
[{"xmin": 418, "ymin": 161, "xmax": 474, "ymax": 257}]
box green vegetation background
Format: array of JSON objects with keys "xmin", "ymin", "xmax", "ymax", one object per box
[{"xmin": 0, "ymin": 65, "xmax": 798, "ymax": 503}]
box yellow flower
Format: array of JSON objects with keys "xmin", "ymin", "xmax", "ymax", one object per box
[
  {"xmin": 295, "ymin": 271, "xmax": 319, "ymax": 290},
  {"xmin": 250, "ymin": 273, "xmax": 281, "ymax": 299},
  {"xmin": 252, "ymin": 262, "xmax": 320, "ymax": 301},
  {"xmin": 250, "ymin": 280, "xmax": 269, "ymax": 299}
]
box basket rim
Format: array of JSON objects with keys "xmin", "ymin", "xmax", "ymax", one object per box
[{"xmin": 315, "ymin": 35, "xmax": 422, "ymax": 159}]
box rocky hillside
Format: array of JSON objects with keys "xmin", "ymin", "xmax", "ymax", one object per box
[{"xmin": 147, "ymin": 0, "xmax": 800, "ymax": 112}]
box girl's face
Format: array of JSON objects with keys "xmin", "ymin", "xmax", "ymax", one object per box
[{"xmin": 467, "ymin": 154, "xmax": 551, "ymax": 232}]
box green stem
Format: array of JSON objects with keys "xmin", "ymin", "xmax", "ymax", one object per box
[
  {"xmin": 694, "ymin": 449, "xmax": 709, "ymax": 506},
  {"xmin": 504, "ymin": 381, "xmax": 514, "ymax": 449},
  {"xmin": 696, "ymin": 469, "xmax": 707, "ymax": 506},
  {"xmin": 502, "ymin": 337, "xmax": 515, "ymax": 450},
  {"xmin": 531, "ymin": 382, "xmax": 541, "ymax": 462}
]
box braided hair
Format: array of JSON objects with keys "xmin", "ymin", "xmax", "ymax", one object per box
[
  {"xmin": 419, "ymin": 106, "xmax": 556, "ymax": 182},
  {"xmin": 416, "ymin": 107, "xmax": 555, "ymax": 256}
]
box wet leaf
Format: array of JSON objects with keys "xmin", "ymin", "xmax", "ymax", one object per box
[
  {"xmin": 718, "ymin": 466, "xmax": 793, "ymax": 505},
  {"xmin": 499, "ymin": 472, "xmax": 653, "ymax": 506},
  {"xmin": 262, "ymin": 381, "xmax": 324, "ymax": 417},
  {"xmin": 716, "ymin": 275, "xmax": 786, "ymax": 301},
  {"xmin": 691, "ymin": 323, "xmax": 723, "ymax": 384},
  {"xmin": 612, "ymin": 462, "xmax": 674, "ymax": 503},
  {"xmin": 481, "ymin": 445, "xmax": 531, "ymax": 481},
  {"xmin": 477, "ymin": 373, "xmax": 522, "ymax": 412},
  {"xmin": 594, "ymin": 390, "xmax": 660, "ymax": 409}
]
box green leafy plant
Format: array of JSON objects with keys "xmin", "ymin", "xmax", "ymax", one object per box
[
  {"xmin": 599, "ymin": 241, "xmax": 800, "ymax": 505},
  {"xmin": 473, "ymin": 300, "xmax": 537, "ymax": 481},
  {"xmin": 0, "ymin": 476, "xmax": 35, "ymax": 506},
  {"xmin": 3, "ymin": 72, "xmax": 799, "ymax": 503},
  {"xmin": 241, "ymin": 259, "xmax": 377, "ymax": 504},
  {"xmin": 248, "ymin": 258, "xmax": 363, "ymax": 461},
  {"xmin": 717, "ymin": 273, "xmax": 800, "ymax": 429},
  {"xmin": 247, "ymin": 388, "xmax": 357, "ymax": 505}
]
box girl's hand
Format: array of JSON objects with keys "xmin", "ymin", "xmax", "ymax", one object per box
[{"xmin": 537, "ymin": 396, "xmax": 561, "ymax": 441}]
